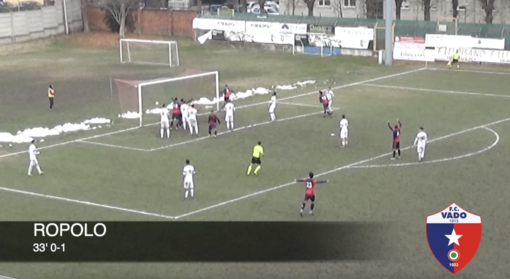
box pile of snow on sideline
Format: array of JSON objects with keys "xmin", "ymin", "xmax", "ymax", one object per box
[
  {"xmin": 0, "ymin": 118, "xmax": 111, "ymax": 144},
  {"xmin": 134, "ymin": 80, "xmax": 316, "ymax": 116}
]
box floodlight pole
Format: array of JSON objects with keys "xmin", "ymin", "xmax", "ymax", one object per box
[{"xmin": 384, "ymin": 0, "xmax": 393, "ymax": 65}]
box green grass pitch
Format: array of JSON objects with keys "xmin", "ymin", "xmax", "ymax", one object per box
[{"xmin": 0, "ymin": 37, "xmax": 510, "ymax": 279}]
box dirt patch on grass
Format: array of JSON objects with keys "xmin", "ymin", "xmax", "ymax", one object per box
[{"xmin": 0, "ymin": 38, "xmax": 54, "ymax": 56}]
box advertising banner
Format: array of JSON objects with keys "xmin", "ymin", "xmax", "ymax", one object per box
[
  {"xmin": 334, "ymin": 27, "xmax": 373, "ymax": 49},
  {"xmin": 307, "ymin": 24, "xmax": 335, "ymax": 35},
  {"xmin": 425, "ymin": 34, "xmax": 505, "ymax": 50},
  {"xmin": 192, "ymin": 18, "xmax": 245, "ymax": 32},
  {"xmin": 434, "ymin": 47, "xmax": 510, "ymax": 64}
]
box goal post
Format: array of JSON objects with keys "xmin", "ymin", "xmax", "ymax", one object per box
[
  {"xmin": 113, "ymin": 71, "xmax": 220, "ymax": 127},
  {"xmin": 119, "ymin": 39, "xmax": 180, "ymax": 67}
]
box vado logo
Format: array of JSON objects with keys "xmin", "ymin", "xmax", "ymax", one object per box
[{"xmin": 426, "ymin": 203, "xmax": 482, "ymax": 274}]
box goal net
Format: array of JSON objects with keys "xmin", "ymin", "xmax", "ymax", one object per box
[
  {"xmin": 112, "ymin": 70, "xmax": 219, "ymax": 126},
  {"xmin": 119, "ymin": 39, "xmax": 180, "ymax": 67},
  {"xmin": 293, "ymin": 33, "xmax": 340, "ymax": 56}
]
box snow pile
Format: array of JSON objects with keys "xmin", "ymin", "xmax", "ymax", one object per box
[
  {"xmin": 119, "ymin": 112, "xmax": 141, "ymax": 119},
  {"xmin": 0, "ymin": 118, "xmax": 111, "ymax": 144}
]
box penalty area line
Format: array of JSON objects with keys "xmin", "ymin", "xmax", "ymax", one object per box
[
  {"xmin": 350, "ymin": 126, "xmax": 499, "ymax": 169},
  {"xmin": 0, "ymin": 67, "xmax": 426, "ymax": 159},
  {"xmin": 279, "ymin": 101, "xmax": 340, "ymax": 110},
  {"xmin": 0, "ymin": 186, "xmax": 176, "ymax": 220},
  {"xmin": 77, "ymin": 140, "xmax": 151, "ymax": 152},
  {"xmin": 173, "ymin": 117, "xmax": 510, "ymax": 220}
]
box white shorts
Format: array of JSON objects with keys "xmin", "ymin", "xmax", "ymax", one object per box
[
  {"xmin": 225, "ymin": 114, "xmax": 234, "ymax": 122},
  {"xmin": 417, "ymin": 145, "xmax": 426, "ymax": 153},
  {"xmin": 161, "ymin": 121, "xmax": 169, "ymax": 128},
  {"xmin": 189, "ymin": 118, "xmax": 197, "ymax": 125},
  {"xmin": 269, "ymin": 105, "xmax": 276, "ymax": 113},
  {"xmin": 340, "ymin": 129, "xmax": 348, "ymax": 139},
  {"xmin": 182, "ymin": 116, "xmax": 189, "ymax": 123},
  {"xmin": 184, "ymin": 180, "xmax": 194, "ymax": 189},
  {"xmin": 29, "ymin": 159, "xmax": 39, "ymax": 166}
]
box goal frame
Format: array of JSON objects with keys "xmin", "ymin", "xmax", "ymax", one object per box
[
  {"xmin": 292, "ymin": 32, "xmax": 333, "ymax": 57},
  {"xmin": 135, "ymin": 71, "xmax": 220, "ymax": 127},
  {"xmin": 119, "ymin": 38, "xmax": 180, "ymax": 67}
]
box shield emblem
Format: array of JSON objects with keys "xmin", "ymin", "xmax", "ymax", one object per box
[{"xmin": 426, "ymin": 203, "xmax": 482, "ymax": 274}]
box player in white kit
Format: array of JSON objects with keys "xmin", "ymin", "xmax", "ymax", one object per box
[
  {"xmin": 188, "ymin": 104, "xmax": 199, "ymax": 136},
  {"xmin": 160, "ymin": 104, "xmax": 170, "ymax": 139},
  {"xmin": 413, "ymin": 127, "xmax": 428, "ymax": 162},
  {"xmin": 325, "ymin": 87, "xmax": 335, "ymax": 112},
  {"xmin": 180, "ymin": 100, "xmax": 190, "ymax": 130},
  {"xmin": 268, "ymin": 92, "xmax": 277, "ymax": 122},
  {"xmin": 224, "ymin": 102, "xmax": 236, "ymax": 130},
  {"xmin": 28, "ymin": 140, "xmax": 43, "ymax": 176},
  {"xmin": 182, "ymin": 159, "xmax": 196, "ymax": 199},
  {"xmin": 339, "ymin": 114, "xmax": 349, "ymax": 147}
]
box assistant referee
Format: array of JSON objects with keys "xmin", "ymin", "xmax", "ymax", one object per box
[
  {"xmin": 247, "ymin": 141, "xmax": 264, "ymax": 176},
  {"xmin": 48, "ymin": 85, "xmax": 55, "ymax": 110}
]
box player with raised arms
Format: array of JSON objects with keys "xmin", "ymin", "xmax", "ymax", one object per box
[
  {"xmin": 224, "ymin": 101, "xmax": 236, "ymax": 130},
  {"xmin": 295, "ymin": 172, "xmax": 328, "ymax": 217},
  {"xmin": 208, "ymin": 110, "xmax": 220, "ymax": 137},
  {"xmin": 413, "ymin": 127, "xmax": 428, "ymax": 162},
  {"xmin": 319, "ymin": 91, "xmax": 332, "ymax": 117},
  {"xmin": 388, "ymin": 119, "xmax": 402, "ymax": 160},
  {"xmin": 268, "ymin": 92, "xmax": 277, "ymax": 122},
  {"xmin": 170, "ymin": 98, "xmax": 181, "ymax": 130},
  {"xmin": 247, "ymin": 141, "xmax": 264, "ymax": 176},
  {"xmin": 188, "ymin": 104, "xmax": 199, "ymax": 136},
  {"xmin": 180, "ymin": 98, "xmax": 192, "ymax": 131},
  {"xmin": 28, "ymin": 140, "xmax": 43, "ymax": 176},
  {"xmin": 182, "ymin": 159, "xmax": 196, "ymax": 199},
  {"xmin": 160, "ymin": 103, "xmax": 170, "ymax": 139},
  {"xmin": 339, "ymin": 114, "xmax": 349, "ymax": 147}
]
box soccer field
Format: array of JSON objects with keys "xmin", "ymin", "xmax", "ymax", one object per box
[{"xmin": 1, "ymin": 34, "xmax": 510, "ymax": 279}]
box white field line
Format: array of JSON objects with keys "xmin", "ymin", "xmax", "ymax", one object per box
[
  {"xmin": 78, "ymin": 140, "xmax": 151, "ymax": 152},
  {"xmin": 428, "ymin": 67, "xmax": 510, "ymax": 76},
  {"xmin": 0, "ymin": 67, "xmax": 426, "ymax": 159},
  {"xmin": 279, "ymin": 101, "xmax": 340, "ymax": 110},
  {"xmin": 350, "ymin": 127, "xmax": 499, "ymax": 169},
  {"xmin": 173, "ymin": 117, "xmax": 510, "ymax": 219},
  {"xmin": 0, "ymin": 186, "xmax": 176, "ymax": 219},
  {"xmin": 363, "ymin": 84, "xmax": 510, "ymax": 99},
  {"xmin": 149, "ymin": 110, "xmax": 323, "ymax": 152}
]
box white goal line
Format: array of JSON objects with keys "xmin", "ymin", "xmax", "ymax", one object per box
[{"xmin": 0, "ymin": 67, "xmax": 426, "ymax": 160}]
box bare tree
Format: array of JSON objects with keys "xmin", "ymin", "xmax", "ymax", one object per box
[
  {"xmin": 365, "ymin": 0, "xmax": 379, "ymax": 18},
  {"xmin": 258, "ymin": 0, "xmax": 266, "ymax": 15},
  {"xmin": 103, "ymin": 0, "xmax": 138, "ymax": 38},
  {"xmin": 331, "ymin": 0, "xmax": 343, "ymax": 17},
  {"xmin": 422, "ymin": 0, "xmax": 431, "ymax": 21},
  {"xmin": 81, "ymin": 0, "xmax": 90, "ymax": 33},
  {"xmin": 303, "ymin": 0, "xmax": 315, "ymax": 16},
  {"xmin": 479, "ymin": 0, "xmax": 495, "ymax": 23},
  {"xmin": 395, "ymin": 0, "xmax": 404, "ymax": 19},
  {"xmin": 286, "ymin": 0, "xmax": 300, "ymax": 15},
  {"xmin": 452, "ymin": 0, "xmax": 458, "ymax": 18}
]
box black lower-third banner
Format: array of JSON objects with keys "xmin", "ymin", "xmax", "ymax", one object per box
[{"xmin": 0, "ymin": 222, "xmax": 393, "ymax": 262}]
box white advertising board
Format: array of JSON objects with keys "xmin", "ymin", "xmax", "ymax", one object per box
[
  {"xmin": 425, "ymin": 34, "xmax": 505, "ymax": 50},
  {"xmin": 192, "ymin": 18, "xmax": 245, "ymax": 32},
  {"xmin": 334, "ymin": 27, "xmax": 373, "ymax": 49},
  {"xmin": 434, "ymin": 47, "xmax": 510, "ymax": 64}
]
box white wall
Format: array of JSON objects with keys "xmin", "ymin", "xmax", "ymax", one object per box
[{"xmin": 0, "ymin": 0, "xmax": 82, "ymax": 45}]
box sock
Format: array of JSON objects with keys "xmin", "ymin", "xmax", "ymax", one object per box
[
  {"xmin": 214, "ymin": 130, "xmax": 217, "ymax": 136},
  {"xmin": 208, "ymin": 129, "xmax": 211, "ymax": 135},
  {"xmin": 247, "ymin": 165, "xmax": 252, "ymax": 175},
  {"xmin": 270, "ymin": 113, "xmax": 275, "ymax": 121},
  {"xmin": 230, "ymin": 121, "xmax": 234, "ymax": 129},
  {"xmin": 182, "ymin": 121, "xmax": 187, "ymax": 130},
  {"xmin": 226, "ymin": 122, "xmax": 230, "ymax": 129},
  {"xmin": 36, "ymin": 165, "xmax": 42, "ymax": 174},
  {"xmin": 190, "ymin": 189, "xmax": 194, "ymax": 197},
  {"xmin": 398, "ymin": 150, "xmax": 401, "ymax": 157},
  {"xmin": 160, "ymin": 129, "xmax": 164, "ymax": 138},
  {"xmin": 301, "ymin": 203, "xmax": 306, "ymax": 211},
  {"xmin": 392, "ymin": 151, "xmax": 396, "ymax": 158},
  {"xmin": 166, "ymin": 128, "xmax": 170, "ymax": 138},
  {"xmin": 28, "ymin": 165, "xmax": 32, "ymax": 174},
  {"xmin": 254, "ymin": 165, "xmax": 261, "ymax": 174},
  {"xmin": 310, "ymin": 203, "xmax": 315, "ymax": 211},
  {"xmin": 170, "ymin": 121, "xmax": 174, "ymax": 128},
  {"xmin": 185, "ymin": 190, "xmax": 189, "ymax": 198}
]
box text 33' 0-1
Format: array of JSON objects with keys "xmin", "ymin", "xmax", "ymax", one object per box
[{"xmin": 33, "ymin": 243, "xmax": 65, "ymax": 252}]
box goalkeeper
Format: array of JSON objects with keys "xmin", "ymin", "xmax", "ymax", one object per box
[{"xmin": 447, "ymin": 50, "xmax": 460, "ymax": 69}]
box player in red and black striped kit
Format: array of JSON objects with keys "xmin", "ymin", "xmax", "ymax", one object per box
[
  {"xmin": 296, "ymin": 172, "xmax": 328, "ymax": 217},
  {"xmin": 388, "ymin": 119, "xmax": 402, "ymax": 160},
  {"xmin": 208, "ymin": 110, "xmax": 220, "ymax": 137},
  {"xmin": 170, "ymin": 97, "xmax": 181, "ymax": 130}
]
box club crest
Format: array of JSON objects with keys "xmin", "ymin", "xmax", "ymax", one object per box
[{"xmin": 426, "ymin": 203, "xmax": 482, "ymax": 274}]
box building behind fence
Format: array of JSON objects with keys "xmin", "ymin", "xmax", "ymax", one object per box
[
  {"xmin": 199, "ymin": 13, "xmax": 510, "ymax": 50},
  {"xmin": 0, "ymin": 0, "xmax": 82, "ymax": 45}
]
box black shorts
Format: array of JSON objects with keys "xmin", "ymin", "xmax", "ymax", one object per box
[
  {"xmin": 392, "ymin": 142, "xmax": 400, "ymax": 150},
  {"xmin": 224, "ymin": 96, "xmax": 230, "ymax": 102},
  {"xmin": 251, "ymin": 157, "xmax": 261, "ymax": 164},
  {"xmin": 209, "ymin": 123, "xmax": 217, "ymax": 130},
  {"xmin": 452, "ymin": 59, "xmax": 459, "ymax": 63},
  {"xmin": 172, "ymin": 113, "xmax": 179, "ymax": 120},
  {"xmin": 304, "ymin": 194, "xmax": 315, "ymax": 202}
]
